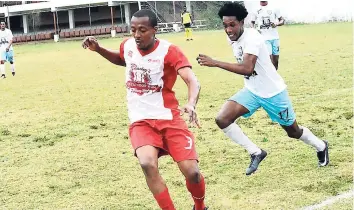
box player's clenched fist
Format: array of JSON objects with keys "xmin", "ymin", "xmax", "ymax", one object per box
[
  {"xmin": 270, "ymin": 22, "xmax": 277, "ymax": 28},
  {"xmin": 196, "ymin": 54, "xmax": 217, "ymax": 67},
  {"xmin": 82, "ymin": 36, "xmax": 100, "ymax": 51}
]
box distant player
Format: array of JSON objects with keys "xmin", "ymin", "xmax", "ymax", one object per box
[
  {"xmin": 181, "ymin": 6, "xmax": 193, "ymax": 41},
  {"xmin": 0, "ymin": 20, "xmax": 15, "ymax": 78},
  {"xmin": 82, "ymin": 9, "xmax": 207, "ymax": 210},
  {"xmin": 251, "ymin": 1, "xmax": 284, "ymax": 70},
  {"xmin": 197, "ymin": 2, "xmax": 329, "ymax": 176}
]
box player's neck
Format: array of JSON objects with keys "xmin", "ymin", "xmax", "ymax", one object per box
[
  {"xmin": 142, "ymin": 39, "xmax": 156, "ymax": 51},
  {"xmin": 137, "ymin": 39, "xmax": 159, "ymax": 56},
  {"xmin": 235, "ymin": 28, "xmax": 244, "ymax": 41}
]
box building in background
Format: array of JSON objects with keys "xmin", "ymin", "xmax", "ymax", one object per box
[
  {"xmin": 0, "ymin": 1, "xmax": 226, "ymax": 35},
  {"xmin": 0, "ymin": 1, "xmax": 139, "ymax": 35},
  {"xmin": 0, "ymin": 1, "xmax": 350, "ymax": 42}
]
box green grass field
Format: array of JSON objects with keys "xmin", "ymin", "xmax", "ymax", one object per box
[
  {"xmin": 0, "ymin": 23, "xmax": 353, "ymax": 210},
  {"xmin": 320, "ymin": 197, "xmax": 353, "ymax": 210}
]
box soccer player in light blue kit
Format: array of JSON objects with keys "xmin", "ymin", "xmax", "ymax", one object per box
[
  {"xmin": 197, "ymin": 2, "xmax": 329, "ymax": 176},
  {"xmin": 0, "ymin": 20, "xmax": 15, "ymax": 78}
]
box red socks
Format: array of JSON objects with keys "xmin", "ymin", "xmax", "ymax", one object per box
[
  {"xmin": 186, "ymin": 175, "xmax": 206, "ymax": 210},
  {"xmin": 153, "ymin": 177, "xmax": 206, "ymax": 210},
  {"xmin": 153, "ymin": 187, "xmax": 176, "ymax": 210}
]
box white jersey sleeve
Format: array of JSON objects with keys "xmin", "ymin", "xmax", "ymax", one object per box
[
  {"xmin": 243, "ymin": 31, "xmax": 263, "ymax": 57},
  {"xmin": 7, "ymin": 29, "xmax": 13, "ymax": 41},
  {"xmin": 7, "ymin": 29, "xmax": 13, "ymax": 51}
]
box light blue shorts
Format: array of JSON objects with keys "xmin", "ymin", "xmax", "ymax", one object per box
[
  {"xmin": 1, "ymin": 50, "xmax": 14, "ymax": 63},
  {"xmin": 229, "ymin": 88, "xmax": 296, "ymax": 126},
  {"xmin": 265, "ymin": 39, "xmax": 280, "ymax": 55}
]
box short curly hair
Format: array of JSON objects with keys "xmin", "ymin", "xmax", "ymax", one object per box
[{"xmin": 218, "ymin": 2, "xmax": 248, "ymax": 21}]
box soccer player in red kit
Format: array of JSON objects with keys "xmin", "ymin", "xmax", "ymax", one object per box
[{"xmin": 82, "ymin": 9, "xmax": 208, "ymax": 210}]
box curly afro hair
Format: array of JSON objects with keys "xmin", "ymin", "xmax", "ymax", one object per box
[{"xmin": 218, "ymin": 2, "xmax": 248, "ymax": 21}]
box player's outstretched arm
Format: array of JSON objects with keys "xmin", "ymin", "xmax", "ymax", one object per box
[
  {"xmin": 197, "ymin": 53, "xmax": 257, "ymax": 76},
  {"xmin": 277, "ymin": 17, "xmax": 285, "ymax": 26},
  {"xmin": 178, "ymin": 67, "xmax": 201, "ymax": 128},
  {"xmin": 271, "ymin": 17, "xmax": 285, "ymax": 28},
  {"xmin": 82, "ymin": 36, "xmax": 125, "ymax": 66}
]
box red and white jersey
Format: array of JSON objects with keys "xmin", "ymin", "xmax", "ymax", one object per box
[{"xmin": 119, "ymin": 38, "xmax": 191, "ymax": 124}]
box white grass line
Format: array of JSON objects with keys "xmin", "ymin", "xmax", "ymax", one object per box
[{"xmin": 301, "ymin": 190, "xmax": 354, "ymax": 210}]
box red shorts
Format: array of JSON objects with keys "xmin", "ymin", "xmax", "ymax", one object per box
[{"xmin": 129, "ymin": 117, "xmax": 198, "ymax": 162}]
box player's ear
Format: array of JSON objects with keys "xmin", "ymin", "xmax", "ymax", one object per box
[
  {"xmin": 154, "ymin": 26, "xmax": 158, "ymax": 33},
  {"xmin": 240, "ymin": 19, "xmax": 245, "ymax": 26}
]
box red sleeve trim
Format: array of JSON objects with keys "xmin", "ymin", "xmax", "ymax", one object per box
[
  {"xmin": 119, "ymin": 38, "xmax": 129, "ymax": 62},
  {"xmin": 165, "ymin": 45, "xmax": 192, "ymax": 72}
]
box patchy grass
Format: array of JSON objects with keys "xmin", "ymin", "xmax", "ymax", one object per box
[
  {"xmin": 319, "ymin": 196, "xmax": 354, "ymax": 210},
  {"xmin": 0, "ymin": 22, "xmax": 352, "ymax": 209},
  {"xmin": 1, "ymin": 128, "xmax": 11, "ymax": 136}
]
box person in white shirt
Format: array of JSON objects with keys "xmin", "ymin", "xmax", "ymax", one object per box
[
  {"xmin": 197, "ymin": 2, "xmax": 329, "ymax": 176},
  {"xmin": 251, "ymin": 1, "xmax": 284, "ymax": 70},
  {"xmin": 0, "ymin": 21, "xmax": 15, "ymax": 78}
]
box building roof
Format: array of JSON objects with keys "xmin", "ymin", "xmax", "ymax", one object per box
[{"xmin": 0, "ymin": 0, "xmax": 135, "ymax": 16}]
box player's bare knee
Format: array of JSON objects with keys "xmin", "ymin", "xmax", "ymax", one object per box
[
  {"xmin": 215, "ymin": 115, "xmax": 232, "ymax": 129},
  {"xmin": 0, "ymin": 61, "xmax": 4, "ymax": 64},
  {"xmin": 287, "ymin": 130, "xmax": 302, "ymax": 139},
  {"xmin": 185, "ymin": 168, "xmax": 200, "ymax": 183},
  {"xmin": 139, "ymin": 158, "xmax": 158, "ymax": 176}
]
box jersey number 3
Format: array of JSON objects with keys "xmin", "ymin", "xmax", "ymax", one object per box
[{"xmin": 185, "ymin": 136, "xmax": 192, "ymax": 150}]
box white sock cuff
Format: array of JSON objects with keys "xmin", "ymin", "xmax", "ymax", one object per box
[
  {"xmin": 299, "ymin": 125, "xmax": 325, "ymax": 151},
  {"xmin": 299, "ymin": 125, "xmax": 306, "ymax": 137},
  {"xmin": 299, "ymin": 126, "xmax": 311, "ymax": 139},
  {"xmin": 0, "ymin": 64, "xmax": 4, "ymax": 74},
  {"xmin": 222, "ymin": 123, "xmax": 238, "ymax": 133}
]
